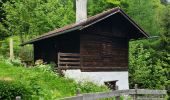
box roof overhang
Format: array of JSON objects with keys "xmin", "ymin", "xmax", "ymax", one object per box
[
  {"xmin": 21, "ymin": 7, "xmax": 149, "ymax": 46},
  {"xmin": 21, "ymin": 26, "xmax": 82, "ymax": 46}
]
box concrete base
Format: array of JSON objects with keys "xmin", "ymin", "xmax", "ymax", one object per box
[{"xmin": 63, "ymin": 70, "xmax": 129, "ymax": 90}]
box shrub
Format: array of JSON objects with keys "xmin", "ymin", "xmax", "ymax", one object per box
[
  {"xmin": 10, "ymin": 58, "xmax": 23, "ymax": 66},
  {"xmin": 0, "ymin": 80, "xmax": 32, "ymax": 100},
  {"xmin": 34, "ymin": 63, "xmax": 54, "ymax": 72},
  {"xmin": 0, "ymin": 56, "xmax": 23, "ymax": 67}
]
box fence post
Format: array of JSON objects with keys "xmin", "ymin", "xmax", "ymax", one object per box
[
  {"xmin": 132, "ymin": 84, "xmax": 138, "ymax": 100},
  {"xmin": 162, "ymin": 87, "xmax": 166, "ymax": 99},
  {"xmin": 76, "ymin": 88, "xmax": 81, "ymax": 96},
  {"xmin": 115, "ymin": 85, "xmax": 120, "ymax": 100},
  {"xmin": 76, "ymin": 82, "xmax": 81, "ymax": 96},
  {"xmin": 58, "ymin": 52, "xmax": 60, "ymax": 68},
  {"xmin": 16, "ymin": 96, "xmax": 21, "ymax": 100}
]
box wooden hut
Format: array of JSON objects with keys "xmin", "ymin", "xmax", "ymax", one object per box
[
  {"xmin": 22, "ymin": 1, "xmax": 149, "ymax": 89},
  {"xmin": 22, "ymin": 7, "xmax": 148, "ymax": 71}
]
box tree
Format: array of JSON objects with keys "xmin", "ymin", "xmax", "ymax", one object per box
[
  {"xmin": 159, "ymin": 4, "xmax": 170, "ymax": 98},
  {"xmin": 0, "ymin": 0, "xmax": 9, "ymax": 22},
  {"xmin": 126, "ymin": 0, "xmax": 164, "ymax": 36},
  {"xmin": 129, "ymin": 4, "xmax": 170, "ymax": 98},
  {"xmin": 0, "ymin": 0, "xmax": 75, "ymax": 43},
  {"xmin": 87, "ymin": 0, "xmax": 128, "ymax": 16},
  {"xmin": 0, "ymin": 0, "xmax": 10, "ymax": 40},
  {"xmin": 129, "ymin": 41, "xmax": 167, "ymax": 89}
]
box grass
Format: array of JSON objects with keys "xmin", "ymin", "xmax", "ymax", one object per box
[{"xmin": 0, "ymin": 58, "xmax": 108, "ymax": 99}]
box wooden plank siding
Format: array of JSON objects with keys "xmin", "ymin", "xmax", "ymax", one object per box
[
  {"xmin": 80, "ymin": 20, "xmax": 129, "ymax": 71},
  {"xmin": 80, "ymin": 35, "xmax": 128, "ymax": 71}
]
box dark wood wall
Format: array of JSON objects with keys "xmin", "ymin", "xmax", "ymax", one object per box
[
  {"xmin": 34, "ymin": 32, "xmax": 80, "ymax": 64},
  {"xmin": 34, "ymin": 39, "xmax": 56, "ymax": 63},
  {"xmin": 80, "ymin": 16, "xmax": 129, "ymax": 71}
]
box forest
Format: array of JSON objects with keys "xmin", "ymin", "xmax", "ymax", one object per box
[{"xmin": 0, "ymin": 0, "xmax": 169, "ymax": 99}]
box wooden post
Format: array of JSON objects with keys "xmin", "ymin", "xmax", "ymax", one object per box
[
  {"xmin": 115, "ymin": 85, "xmax": 119, "ymax": 90},
  {"xmin": 80, "ymin": 53, "xmax": 83, "ymax": 71},
  {"xmin": 162, "ymin": 87, "xmax": 165, "ymax": 99},
  {"xmin": 133, "ymin": 84, "xmax": 138, "ymax": 100},
  {"xmin": 9, "ymin": 37, "xmax": 14, "ymax": 60},
  {"xmin": 16, "ymin": 96, "xmax": 21, "ymax": 100},
  {"xmin": 76, "ymin": 88, "xmax": 81, "ymax": 96},
  {"xmin": 76, "ymin": 81, "xmax": 81, "ymax": 96},
  {"xmin": 58, "ymin": 52, "xmax": 60, "ymax": 68},
  {"xmin": 115, "ymin": 85, "xmax": 120, "ymax": 100}
]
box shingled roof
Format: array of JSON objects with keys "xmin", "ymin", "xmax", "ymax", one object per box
[{"xmin": 21, "ymin": 7, "xmax": 149, "ymax": 46}]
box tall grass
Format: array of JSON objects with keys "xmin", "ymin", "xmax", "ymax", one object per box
[{"xmin": 0, "ymin": 58, "xmax": 108, "ymax": 99}]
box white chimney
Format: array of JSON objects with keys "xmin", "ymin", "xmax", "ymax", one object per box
[{"xmin": 76, "ymin": 0, "xmax": 87, "ymax": 23}]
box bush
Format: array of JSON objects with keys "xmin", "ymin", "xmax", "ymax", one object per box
[
  {"xmin": 0, "ymin": 56, "xmax": 23, "ymax": 67},
  {"xmin": 34, "ymin": 62, "xmax": 55, "ymax": 73},
  {"xmin": 0, "ymin": 80, "xmax": 32, "ymax": 100}
]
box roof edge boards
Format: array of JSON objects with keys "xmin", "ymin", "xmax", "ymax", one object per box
[
  {"xmin": 119, "ymin": 9, "xmax": 150, "ymax": 38},
  {"xmin": 21, "ymin": 26, "xmax": 82, "ymax": 46},
  {"xmin": 79, "ymin": 11, "xmax": 119, "ymax": 30}
]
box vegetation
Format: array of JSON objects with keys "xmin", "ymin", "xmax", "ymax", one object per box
[
  {"xmin": 129, "ymin": 3, "xmax": 170, "ymax": 97},
  {"xmin": 0, "ymin": 0, "xmax": 169, "ymax": 99},
  {"xmin": 0, "ymin": 57, "xmax": 108, "ymax": 99}
]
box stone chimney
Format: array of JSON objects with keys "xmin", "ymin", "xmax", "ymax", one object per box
[{"xmin": 76, "ymin": 0, "xmax": 87, "ymax": 23}]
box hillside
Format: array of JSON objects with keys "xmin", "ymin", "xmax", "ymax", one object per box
[{"xmin": 0, "ymin": 58, "xmax": 108, "ymax": 99}]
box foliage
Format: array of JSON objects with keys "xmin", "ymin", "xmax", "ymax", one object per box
[
  {"xmin": 0, "ymin": 23, "xmax": 9, "ymax": 40},
  {"xmin": 0, "ymin": 0, "xmax": 75, "ymax": 43},
  {"xmin": 79, "ymin": 82, "xmax": 109, "ymax": 93},
  {"xmin": 0, "ymin": 37, "xmax": 9, "ymax": 56},
  {"xmin": 88, "ymin": 0, "xmax": 128, "ymax": 16},
  {"xmin": 0, "ymin": 80, "xmax": 32, "ymax": 100},
  {"xmin": 159, "ymin": 4, "xmax": 170, "ymax": 98},
  {"xmin": 0, "ymin": 58, "xmax": 108, "ymax": 99},
  {"xmin": 126, "ymin": 0, "xmax": 164, "ymax": 36},
  {"xmin": 129, "ymin": 41, "xmax": 167, "ymax": 89},
  {"xmin": 128, "ymin": 3, "xmax": 170, "ymax": 95}
]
